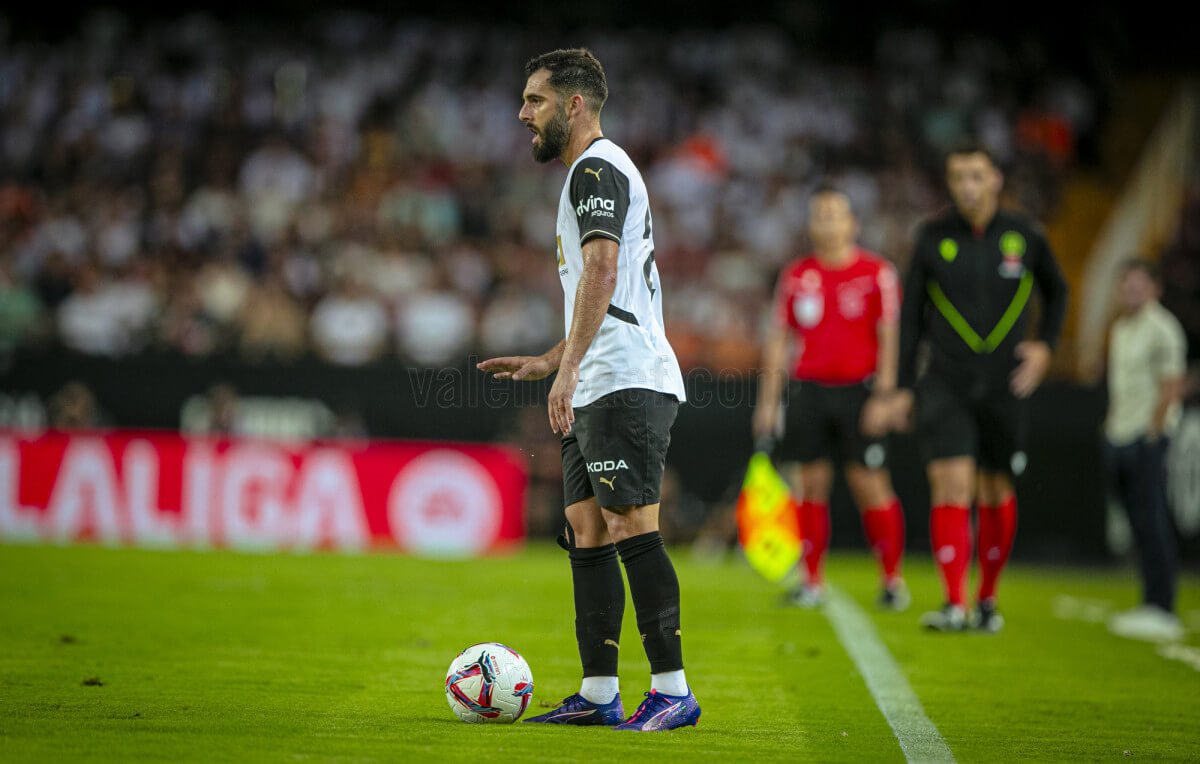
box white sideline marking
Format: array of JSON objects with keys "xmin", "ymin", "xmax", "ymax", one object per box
[{"xmin": 825, "ymin": 588, "xmax": 956, "ymax": 764}]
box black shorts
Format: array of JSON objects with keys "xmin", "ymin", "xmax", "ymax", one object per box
[
  {"xmin": 915, "ymin": 372, "xmax": 1027, "ymax": 476},
  {"xmin": 776, "ymin": 381, "xmax": 887, "ymax": 468},
  {"xmin": 561, "ymin": 388, "xmax": 679, "ymax": 509}
]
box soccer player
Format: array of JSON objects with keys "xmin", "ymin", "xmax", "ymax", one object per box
[
  {"xmin": 477, "ymin": 49, "xmax": 698, "ymax": 731},
  {"xmin": 754, "ymin": 186, "xmax": 909, "ymax": 611},
  {"xmin": 889, "ymin": 141, "xmax": 1069, "ymax": 632}
]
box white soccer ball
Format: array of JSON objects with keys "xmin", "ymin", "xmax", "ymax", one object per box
[{"xmin": 444, "ymin": 643, "xmax": 534, "ymax": 724}]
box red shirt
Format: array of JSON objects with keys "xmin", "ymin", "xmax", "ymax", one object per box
[{"xmin": 772, "ymin": 248, "xmax": 900, "ymax": 384}]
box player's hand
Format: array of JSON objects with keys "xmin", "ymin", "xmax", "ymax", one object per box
[
  {"xmin": 476, "ymin": 355, "xmax": 555, "ymax": 381},
  {"xmin": 546, "ymin": 364, "xmax": 579, "ymax": 434},
  {"xmin": 887, "ymin": 389, "xmax": 915, "ymax": 432},
  {"xmin": 1010, "ymin": 341, "xmax": 1052, "ymax": 399},
  {"xmin": 752, "ymin": 403, "xmax": 779, "ymax": 441},
  {"xmin": 860, "ymin": 394, "xmax": 893, "ymax": 438}
]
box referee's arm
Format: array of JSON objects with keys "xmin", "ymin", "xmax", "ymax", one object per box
[
  {"xmin": 1031, "ymin": 231, "xmax": 1069, "ymax": 351},
  {"xmin": 897, "ymin": 234, "xmax": 931, "ymax": 392},
  {"xmin": 1010, "ymin": 230, "xmax": 1069, "ymax": 398}
]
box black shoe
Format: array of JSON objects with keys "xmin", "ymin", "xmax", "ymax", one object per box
[
  {"xmin": 877, "ymin": 580, "xmax": 911, "ymax": 612},
  {"xmin": 972, "ymin": 599, "xmax": 1005, "ymax": 633}
]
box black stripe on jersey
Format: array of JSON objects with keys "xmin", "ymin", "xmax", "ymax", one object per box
[
  {"xmin": 570, "ymin": 158, "xmax": 630, "ymax": 247},
  {"xmin": 606, "ymin": 304, "xmax": 639, "ymax": 326}
]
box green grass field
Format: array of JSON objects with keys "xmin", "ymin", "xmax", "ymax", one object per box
[{"xmin": 1, "ymin": 543, "xmax": 1197, "ymax": 762}]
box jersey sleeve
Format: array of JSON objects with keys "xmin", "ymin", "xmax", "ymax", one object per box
[
  {"xmin": 876, "ymin": 260, "xmax": 900, "ymax": 325},
  {"xmin": 569, "ymin": 158, "xmax": 630, "ymax": 247},
  {"xmin": 771, "ymin": 265, "xmax": 797, "ymax": 330},
  {"xmin": 1028, "ymin": 224, "xmax": 1069, "ymax": 349},
  {"xmin": 898, "ymin": 230, "xmax": 931, "ymax": 389},
  {"xmin": 1155, "ymin": 310, "xmax": 1188, "ymax": 379}
]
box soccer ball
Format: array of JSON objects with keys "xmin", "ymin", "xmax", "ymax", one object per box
[{"xmin": 444, "ymin": 643, "xmax": 534, "ymax": 723}]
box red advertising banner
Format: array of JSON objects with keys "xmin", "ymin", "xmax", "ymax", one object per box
[{"xmin": 0, "ymin": 430, "xmax": 527, "ymax": 556}]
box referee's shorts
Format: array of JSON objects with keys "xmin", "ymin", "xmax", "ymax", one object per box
[
  {"xmin": 775, "ymin": 380, "xmax": 887, "ymax": 469},
  {"xmin": 915, "ymin": 372, "xmax": 1028, "ymax": 477}
]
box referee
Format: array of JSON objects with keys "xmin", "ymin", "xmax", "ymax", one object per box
[{"xmin": 888, "ymin": 141, "xmax": 1069, "ymax": 632}]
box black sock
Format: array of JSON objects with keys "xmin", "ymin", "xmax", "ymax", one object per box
[
  {"xmin": 569, "ymin": 543, "xmax": 625, "ymax": 677},
  {"xmin": 616, "ymin": 531, "xmax": 683, "ymax": 673}
]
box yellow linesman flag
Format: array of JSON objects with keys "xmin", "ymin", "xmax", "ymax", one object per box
[{"xmin": 735, "ymin": 451, "xmax": 802, "ymax": 583}]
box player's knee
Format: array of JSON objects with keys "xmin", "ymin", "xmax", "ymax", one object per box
[
  {"xmin": 847, "ymin": 467, "xmax": 891, "ymax": 508},
  {"xmin": 602, "ymin": 506, "xmax": 657, "ymax": 542},
  {"xmin": 978, "ymin": 473, "xmax": 1014, "ymax": 505},
  {"xmin": 570, "ymin": 522, "xmax": 611, "ymax": 548}
]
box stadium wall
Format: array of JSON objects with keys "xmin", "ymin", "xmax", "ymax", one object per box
[{"xmin": 3, "ymin": 350, "xmax": 1196, "ymax": 563}]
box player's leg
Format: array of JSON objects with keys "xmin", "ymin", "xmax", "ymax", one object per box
[
  {"xmin": 842, "ymin": 382, "xmax": 907, "ymax": 610},
  {"xmin": 604, "ymin": 502, "xmax": 700, "ymax": 731},
  {"xmin": 790, "ymin": 459, "xmax": 832, "ymax": 606},
  {"xmin": 970, "ymin": 388, "xmax": 1028, "ymax": 631},
  {"xmin": 777, "ymin": 382, "xmax": 835, "ymax": 606},
  {"xmin": 974, "ymin": 471, "xmax": 1017, "ymax": 631},
  {"xmin": 573, "ymin": 388, "xmax": 697, "ymax": 731},
  {"xmin": 915, "ymin": 374, "xmax": 977, "ymax": 630},
  {"xmin": 845, "ymin": 464, "xmax": 908, "ymax": 610},
  {"xmin": 523, "ymin": 435, "xmax": 625, "ymax": 725},
  {"xmin": 1107, "ymin": 438, "xmax": 1183, "ymax": 641}
]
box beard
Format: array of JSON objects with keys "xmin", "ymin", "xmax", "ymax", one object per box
[{"xmin": 531, "ymin": 105, "xmax": 570, "ymax": 163}]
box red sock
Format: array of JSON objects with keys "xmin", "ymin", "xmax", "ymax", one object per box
[
  {"xmin": 862, "ymin": 498, "xmax": 905, "ymax": 585},
  {"xmin": 976, "ymin": 495, "xmax": 1017, "ymax": 603},
  {"xmin": 800, "ymin": 500, "xmax": 829, "ymax": 585},
  {"xmin": 930, "ymin": 504, "xmax": 971, "ymax": 606}
]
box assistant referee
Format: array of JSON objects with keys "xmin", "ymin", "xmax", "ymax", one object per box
[{"xmin": 887, "ymin": 141, "xmax": 1069, "ymax": 632}]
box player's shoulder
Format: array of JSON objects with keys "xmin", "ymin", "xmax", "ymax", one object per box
[
  {"xmin": 856, "ymin": 248, "xmax": 896, "ymax": 274},
  {"xmin": 779, "ymin": 254, "xmax": 820, "ymax": 279},
  {"xmin": 574, "ymin": 138, "xmax": 638, "ymax": 180},
  {"xmin": 913, "ymin": 207, "xmax": 959, "ymax": 246},
  {"xmin": 994, "ymin": 208, "xmax": 1048, "ymax": 240},
  {"xmin": 1149, "ymin": 301, "xmax": 1187, "ymax": 337}
]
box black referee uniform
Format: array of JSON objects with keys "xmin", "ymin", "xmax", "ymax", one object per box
[{"xmin": 898, "ymin": 208, "xmax": 1069, "ymax": 472}]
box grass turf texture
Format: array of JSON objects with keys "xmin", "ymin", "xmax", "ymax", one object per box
[{"xmin": 0, "ymin": 544, "xmax": 1197, "ymax": 762}]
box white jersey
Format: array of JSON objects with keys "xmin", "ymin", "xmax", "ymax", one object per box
[{"xmin": 555, "ymin": 138, "xmax": 686, "ymax": 408}]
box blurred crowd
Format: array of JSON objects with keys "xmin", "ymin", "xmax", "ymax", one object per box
[{"xmin": 0, "ymin": 14, "xmax": 1103, "ymax": 371}]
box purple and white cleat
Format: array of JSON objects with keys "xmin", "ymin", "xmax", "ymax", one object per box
[
  {"xmin": 612, "ymin": 689, "xmax": 701, "ymax": 731},
  {"xmin": 522, "ymin": 692, "xmax": 625, "ymax": 726}
]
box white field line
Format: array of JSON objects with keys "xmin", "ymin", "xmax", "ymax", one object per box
[{"xmin": 825, "ymin": 588, "xmax": 956, "ymax": 764}]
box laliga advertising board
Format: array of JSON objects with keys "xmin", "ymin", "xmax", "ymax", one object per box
[{"xmin": 0, "ymin": 430, "xmax": 526, "ymax": 555}]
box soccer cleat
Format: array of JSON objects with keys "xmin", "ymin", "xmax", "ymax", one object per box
[
  {"xmin": 522, "ymin": 693, "xmax": 625, "ymax": 726},
  {"xmin": 972, "ymin": 599, "xmax": 1005, "ymax": 633},
  {"xmin": 782, "ymin": 583, "xmax": 826, "ymax": 609},
  {"xmin": 612, "ymin": 689, "xmax": 701, "ymax": 731},
  {"xmin": 878, "ymin": 580, "xmax": 911, "ymax": 612},
  {"xmin": 919, "ymin": 603, "xmax": 967, "ymax": 632}
]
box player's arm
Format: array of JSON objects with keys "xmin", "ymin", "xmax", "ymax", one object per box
[
  {"xmin": 548, "ymin": 238, "xmax": 619, "ymax": 434},
  {"xmin": 890, "ymin": 234, "xmax": 930, "ymax": 428},
  {"xmin": 862, "ymin": 264, "xmax": 900, "ymax": 437},
  {"xmin": 477, "ymin": 339, "xmax": 563, "ymax": 381},
  {"xmin": 1011, "ymin": 227, "xmax": 1069, "ymax": 398},
  {"xmin": 1149, "ymin": 319, "xmax": 1187, "ymax": 438},
  {"xmin": 753, "ymin": 323, "xmax": 790, "ymax": 444},
  {"xmin": 753, "ymin": 268, "xmax": 795, "ymax": 443},
  {"xmin": 546, "ymin": 156, "xmax": 631, "ymax": 434}
]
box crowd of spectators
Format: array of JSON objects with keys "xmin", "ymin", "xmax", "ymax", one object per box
[{"xmin": 0, "ymin": 14, "xmax": 1102, "ymax": 372}]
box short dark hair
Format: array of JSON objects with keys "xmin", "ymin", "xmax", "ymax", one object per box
[
  {"xmin": 811, "ymin": 182, "xmax": 855, "ymax": 215},
  {"xmin": 1120, "ymin": 257, "xmax": 1161, "ymax": 284},
  {"xmin": 524, "ymin": 48, "xmax": 608, "ymax": 113},
  {"xmin": 945, "ymin": 138, "xmax": 997, "ymax": 169}
]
